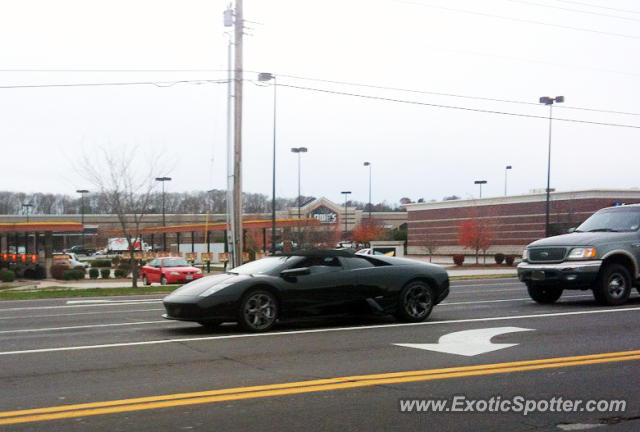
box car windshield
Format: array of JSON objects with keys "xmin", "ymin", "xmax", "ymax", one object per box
[
  {"xmin": 162, "ymin": 258, "xmax": 189, "ymax": 267},
  {"xmin": 230, "ymin": 256, "xmax": 301, "ymax": 275},
  {"xmin": 576, "ymin": 207, "xmax": 640, "ymax": 233}
]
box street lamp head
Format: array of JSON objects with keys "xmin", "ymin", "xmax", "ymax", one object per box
[
  {"xmin": 364, "ymin": 161, "xmax": 370, "ymax": 166},
  {"xmin": 505, "ymin": 165, "xmax": 512, "ymax": 170},
  {"xmin": 474, "ymin": 180, "xmax": 487, "ymax": 185},
  {"xmin": 539, "ymin": 96, "xmax": 564, "ymax": 105},
  {"xmin": 76, "ymin": 189, "xmax": 89, "ymax": 194},
  {"xmin": 291, "ymin": 147, "xmax": 308, "ymax": 153},
  {"xmin": 155, "ymin": 177, "xmax": 172, "ymax": 182},
  {"xmin": 341, "ymin": 191, "xmax": 351, "ymax": 195},
  {"xmin": 258, "ymin": 72, "xmax": 274, "ymax": 81}
]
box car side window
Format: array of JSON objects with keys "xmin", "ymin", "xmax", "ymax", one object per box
[
  {"xmin": 341, "ymin": 257, "xmax": 375, "ymax": 269},
  {"xmin": 149, "ymin": 259, "xmax": 158, "ymax": 267},
  {"xmin": 292, "ymin": 256, "xmax": 342, "ymax": 269}
]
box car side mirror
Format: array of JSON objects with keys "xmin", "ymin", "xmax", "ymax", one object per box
[
  {"xmin": 280, "ymin": 267, "xmax": 310, "ymax": 279},
  {"xmin": 567, "ymin": 227, "xmax": 576, "ymax": 233}
]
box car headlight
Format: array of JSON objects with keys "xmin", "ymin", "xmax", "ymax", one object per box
[
  {"xmin": 522, "ymin": 249, "xmax": 529, "ymax": 261},
  {"xmin": 195, "ymin": 269, "xmax": 202, "ymax": 274},
  {"xmin": 170, "ymin": 271, "xmax": 180, "ymax": 276},
  {"xmin": 567, "ymin": 247, "xmax": 597, "ymax": 260}
]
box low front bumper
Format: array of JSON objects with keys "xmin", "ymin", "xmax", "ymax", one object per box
[{"xmin": 517, "ymin": 260, "xmax": 602, "ymax": 288}]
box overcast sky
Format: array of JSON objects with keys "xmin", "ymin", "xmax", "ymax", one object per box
[{"xmin": 1, "ymin": 0, "xmax": 639, "ymax": 206}]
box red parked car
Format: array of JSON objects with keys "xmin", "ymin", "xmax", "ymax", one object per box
[{"xmin": 141, "ymin": 257, "xmax": 204, "ymax": 285}]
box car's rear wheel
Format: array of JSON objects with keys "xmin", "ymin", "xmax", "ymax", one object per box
[
  {"xmin": 160, "ymin": 275, "xmax": 168, "ymax": 286},
  {"xmin": 395, "ymin": 281, "xmax": 434, "ymax": 322},
  {"xmin": 142, "ymin": 274, "xmax": 150, "ymax": 286},
  {"xmin": 237, "ymin": 289, "xmax": 278, "ymax": 332},
  {"xmin": 527, "ymin": 283, "xmax": 563, "ymax": 304},
  {"xmin": 593, "ymin": 264, "xmax": 631, "ymax": 306}
]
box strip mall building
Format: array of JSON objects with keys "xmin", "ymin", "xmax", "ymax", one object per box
[{"xmin": 405, "ymin": 190, "xmax": 640, "ymax": 256}]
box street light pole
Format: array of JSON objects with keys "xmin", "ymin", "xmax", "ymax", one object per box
[
  {"xmin": 504, "ymin": 166, "xmax": 512, "ymax": 196},
  {"xmin": 76, "ymin": 190, "xmax": 89, "ymax": 247},
  {"xmin": 21, "ymin": 203, "xmax": 32, "ymax": 223},
  {"xmin": 474, "ymin": 180, "xmax": 487, "ymax": 198},
  {"xmin": 363, "ymin": 162, "xmax": 372, "ymax": 222},
  {"xmin": 155, "ymin": 177, "xmax": 172, "ymax": 251},
  {"xmin": 540, "ymin": 96, "xmax": 564, "ymax": 237},
  {"xmin": 291, "ymin": 147, "xmax": 308, "ymax": 221},
  {"xmin": 258, "ymin": 72, "xmax": 277, "ymax": 254},
  {"xmin": 341, "ymin": 191, "xmax": 351, "ymax": 237}
]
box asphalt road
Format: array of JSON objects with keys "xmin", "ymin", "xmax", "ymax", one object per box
[{"xmin": 1, "ymin": 278, "xmax": 639, "ymax": 431}]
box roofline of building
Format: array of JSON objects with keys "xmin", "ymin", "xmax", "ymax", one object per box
[{"xmin": 404, "ymin": 189, "xmax": 640, "ymax": 212}]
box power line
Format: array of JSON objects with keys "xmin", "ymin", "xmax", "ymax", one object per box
[
  {"xmin": 555, "ymin": 0, "xmax": 640, "ymax": 16},
  {"xmin": 272, "ymin": 82, "xmax": 640, "ymax": 129},
  {"xmin": 274, "ymin": 73, "xmax": 640, "ymax": 117},
  {"xmin": 0, "ymin": 69, "xmax": 227, "ymax": 73},
  {"xmin": 394, "ymin": 0, "xmax": 640, "ymax": 40},
  {"xmin": 0, "ymin": 79, "xmax": 228, "ymax": 89},
  {"xmin": 505, "ymin": 0, "xmax": 640, "ymax": 23}
]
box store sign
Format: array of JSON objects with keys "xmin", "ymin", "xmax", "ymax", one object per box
[{"xmin": 310, "ymin": 206, "xmax": 338, "ymax": 224}]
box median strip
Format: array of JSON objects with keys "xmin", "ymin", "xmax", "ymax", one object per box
[{"xmin": 1, "ymin": 349, "xmax": 639, "ymax": 425}]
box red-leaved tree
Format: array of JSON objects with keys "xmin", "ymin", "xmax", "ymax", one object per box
[
  {"xmin": 352, "ymin": 221, "xmax": 383, "ymax": 247},
  {"xmin": 458, "ymin": 218, "xmax": 493, "ymax": 264}
]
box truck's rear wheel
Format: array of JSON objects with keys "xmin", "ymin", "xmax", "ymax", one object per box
[
  {"xmin": 593, "ymin": 263, "xmax": 631, "ymax": 306},
  {"xmin": 527, "ymin": 283, "xmax": 563, "ymax": 304}
]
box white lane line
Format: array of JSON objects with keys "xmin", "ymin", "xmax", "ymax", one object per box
[
  {"xmin": 440, "ymin": 294, "xmax": 592, "ymax": 306},
  {"xmin": 450, "ymin": 288, "xmax": 523, "ymax": 294},
  {"xmin": 450, "ymin": 282, "xmax": 522, "ymax": 288},
  {"xmin": 66, "ymin": 299, "xmax": 162, "ymax": 305},
  {"xmin": 0, "ymin": 308, "xmax": 165, "ymax": 320},
  {"xmin": 0, "ymin": 300, "xmax": 162, "ymax": 312},
  {"xmin": 2, "ymin": 306, "xmax": 640, "ymax": 356},
  {"xmin": 0, "ymin": 321, "xmax": 171, "ymax": 334}
]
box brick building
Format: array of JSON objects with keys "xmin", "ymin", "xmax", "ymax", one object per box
[{"xmin": 405, "ymin": 190, "xmax": 640, "ymax": 256}]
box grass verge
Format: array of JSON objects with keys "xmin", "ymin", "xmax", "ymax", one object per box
[
  {"xmin": 450, "ymin": 274, "xmax": 517, "ymax": 280},
  {"xmin": 0, "ymin": 286, "xmax": 179, "ymax": 301}
]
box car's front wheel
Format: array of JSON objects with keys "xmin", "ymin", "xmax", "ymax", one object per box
[
  {"xmin": 527, "ymin": 283, "xmax": 563, "ymax": 304},
  {"xmin": 395, "ymin": 281, "xmax": 434, "ymax": 322},
  {"xmin": 237, "ymin": 289, "xmax": 278, "ymax": 332},
  {"xmin": 593, "ymin": 263, "xmax": 631, "ymax": 306}
]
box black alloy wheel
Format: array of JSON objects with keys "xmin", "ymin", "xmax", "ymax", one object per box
[
  {"xmin": 396, "ymin": 281, "xmax": 434, "ymax": 322},
  {"xmin": 238, "ymin": 290, "xmax": 279, "ymax": 332},
  {"xmin": 593, "ymin": 264, "xmax": 631, "ymax": 306}
]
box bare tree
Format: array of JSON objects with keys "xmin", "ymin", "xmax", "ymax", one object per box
[{"xmin": 80, "ymin": 146, "xmax": 167, "ymax": 288}]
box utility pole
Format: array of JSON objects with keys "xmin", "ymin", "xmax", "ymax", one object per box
[{"xmin": 232, "ymin": 0, "xmax": 244, "ymax": 268}]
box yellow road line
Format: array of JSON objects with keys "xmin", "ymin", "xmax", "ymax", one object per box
[{"xmin": 1, "ymin": 349, "xmax": 639, "ymax": 426}]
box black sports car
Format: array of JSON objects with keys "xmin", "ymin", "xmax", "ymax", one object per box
[{"xmin": 162, "ymin": 250, "xmax": 449, "ymax": 332}]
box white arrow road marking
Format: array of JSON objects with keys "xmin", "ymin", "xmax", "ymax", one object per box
[{"xmin": 394, "ymin": 326, "xmax": 534, "ymax": 356}]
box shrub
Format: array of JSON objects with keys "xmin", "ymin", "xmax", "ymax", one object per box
[
  {"xmin": 100, "ymin": 268, "xmax": 111, "ymax": 279},
  {"xmin": 452, "ymin": 254, "xmax": 465, "ymax": 266},
  {"xmin": 0, "ymin": 269, "xmax": 15, "ymax": 283},
  {"xmin": 111, "ymin": 256, "xmax": 121, "ymax": 266},
  {"xmin": 494, "ymin": 253, "xmax": 505, "ymax": 265},
  {"xmin": 114, "ymin": 268, "xmax": 128, "ymax": 278},
  {"xmin": 505, "ymin": 255, "xmax": 516, "ymax": 266},
  {"xmin": 89, "ymin": 268, "xmax": 100, "ymax": 279},
  {"xmin": 73, "ymin": 269, "xmax": 86, "ymax": 279},
  {"xmin": 90, "ymin": 259, "xmax": 112, "ymax": 268},
  {"xmin": 117, "ymin": 263, "xmax": 131, "ymax": 276},
  {"xmin": 62, "ymin": 270, "xmax": 77, "ymax": 280},
  {"xmin": 50, "ymin": 264, "xmax": 69, "ymax": 280},
  {"xmin": 32, "ymin": 265, "xmax": 46, "ymax": 280}
]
